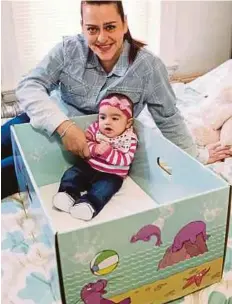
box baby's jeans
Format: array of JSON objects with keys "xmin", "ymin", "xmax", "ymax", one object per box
[{"xmin": 58, "ymin": 157, "xmax": 123, "ymax": 216}]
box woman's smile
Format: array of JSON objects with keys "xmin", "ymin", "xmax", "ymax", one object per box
[{"xmin": 96, "ymin": 43, "xmax": 114, "ymax": 53}]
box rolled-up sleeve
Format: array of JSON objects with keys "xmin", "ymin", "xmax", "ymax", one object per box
[
  {"xmin": 145, "ymin": 56, "xmax": 198, "ymax": 158},
  {"xmin": 16, "ymin": 42, "xmax": 69, "ymax": 136}
]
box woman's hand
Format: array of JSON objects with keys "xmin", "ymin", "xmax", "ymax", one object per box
[
  {"xmin": 56, "ymin": 121, "xmax": 90, "ymax": 158},
  {"xmin": 206, "ymin": 142, "xmax": 232, "ymax": 164}
]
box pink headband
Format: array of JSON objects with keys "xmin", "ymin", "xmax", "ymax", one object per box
[{"xmin": 99, "ymin": 96, "xmax": 132, "ymax": 119}]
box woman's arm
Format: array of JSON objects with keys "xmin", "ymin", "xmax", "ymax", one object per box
[
  {"xmin": 16, "ymin": 41, "xmax": 90, "ymax": 159},
  {"xmin": 145, "ymin": 56, "xmax": 198, "ymax": 158},
  {"xmin": 16, "ymin": 42, "xmax": 68, "ymax": 136},
  {"xmin": 144, "ymin": 57, "xmax": 232, "ymax": 164}
]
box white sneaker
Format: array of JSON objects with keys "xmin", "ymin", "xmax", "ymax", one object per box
[
  {"xmin": 53, "ymin": 192, "xmax": 75, "ymax": 213},
  {"xmin": 70, "ymin": 202, "xmax": 95, "ymax": 221}
]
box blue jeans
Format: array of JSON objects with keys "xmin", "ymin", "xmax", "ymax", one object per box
[
  {"xmin": 59, "ymin": 157, "xmax": 123, "ymax": 216},
  {"xmin": 1, "ymin": 113, "xmax": 30, "ymax": 198}
]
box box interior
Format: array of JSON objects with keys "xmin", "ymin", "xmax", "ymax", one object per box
[
  {"xmin": 39, "ymin": 177, "xmax": 158, "ymax": 233},
  {"xmin": 12, "ymin": 116, "xmax": 228, "ymax": 233}
]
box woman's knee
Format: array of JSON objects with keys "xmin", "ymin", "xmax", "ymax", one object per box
[
  {"xmin": 1, "ymin": 156, "xmax": 19, "ymax": 198},
  {"xmin": 1, "ymin": 113, "xmax": 30, "ymax": 159}
]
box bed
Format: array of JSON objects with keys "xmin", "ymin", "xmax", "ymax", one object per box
[{"xmin": 2, "ymin": 60, "xmax": 232, "ymax": 304}]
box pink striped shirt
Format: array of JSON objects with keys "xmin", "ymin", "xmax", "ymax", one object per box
[{"xmin": 86, "ymin": 121, "xmax": 138, "ymax": 177}]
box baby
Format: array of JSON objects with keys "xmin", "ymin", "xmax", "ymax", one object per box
[{"xmin": 53, "ymin": 93, "xmax": 138, "ymax": 221}]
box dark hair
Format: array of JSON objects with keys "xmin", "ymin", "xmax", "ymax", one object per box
[
  {"xmin": 81, "ymin": 0, "xmax": 146, "ymax": 63},
  {"xmin": 100, "ymin": 92, "xmax": 134, "ymax": 116}
]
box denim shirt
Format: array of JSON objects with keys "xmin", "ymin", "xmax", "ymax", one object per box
[{"xmin": 16, "ymin": 34, "xmax": 197, "ymax": 157}]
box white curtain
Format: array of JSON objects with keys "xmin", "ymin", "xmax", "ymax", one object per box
[{"xmin": 1, "ymin": 0, "xmax": 161, "ymax": 91}]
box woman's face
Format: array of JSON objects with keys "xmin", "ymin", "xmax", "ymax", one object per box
[{"xmin": 81, "ymin": 3, "xmax": 128, "ymax": 72}]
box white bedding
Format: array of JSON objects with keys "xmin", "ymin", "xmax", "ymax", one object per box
[{"xmin": 137, "ymin": 60, "xmax": 232, "ymax": 185}]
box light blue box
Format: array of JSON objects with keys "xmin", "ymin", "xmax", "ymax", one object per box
[{"xmin": 11, "ymin": 115, "xmax": 231, "ymax": 304}]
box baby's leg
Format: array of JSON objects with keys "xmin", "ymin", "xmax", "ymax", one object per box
[
  {"xmin": 53, "ymin": 158, "xmax": 91, "ymax": 212},
  {"xmin": 58, "ymin": 164, "xmax": 88, "ymax": 198},
  {"xmin": 70, "ymin": 173, "xmax": 123, "ymax": 220},
  {"xmin": 87, "ymin": 173, "xmax": 123, "ymax": 214}
]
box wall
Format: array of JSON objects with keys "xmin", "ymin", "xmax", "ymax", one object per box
[
  {"xmin": 2, "ymin": 1, "xmax": 232, "ymax": 91},
  {"xmin": 160, "ymin": 1, "xmax": 232, "ymax": 76},
  {"xmin": 1, "ymin": 1, "xmax": 21, "ymax": 92},
  {"xmin": 1, "ymin": 0, "xmax": 160, "ymax": 92}
]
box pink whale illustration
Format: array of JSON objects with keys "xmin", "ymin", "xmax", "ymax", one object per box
[
  {"xmin": 171, "ymin": 221, "xmax": 209, "ymax": 253},
  {"xmin": 130, "ymin": 224, "xmax": 162, "ymax": 246},
  {"xmin": 80, "ymin": 279, "xmax": 131, "ymax": 304}
]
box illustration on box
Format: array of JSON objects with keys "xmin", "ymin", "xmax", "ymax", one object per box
[{"xmin": 73, "ymin": 216, "xmax": 221, "ymax": 304}]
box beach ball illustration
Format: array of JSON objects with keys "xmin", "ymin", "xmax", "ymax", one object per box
[{"xmin": 90, "ymin": 250, "xmax": 119, "ymax": 276}]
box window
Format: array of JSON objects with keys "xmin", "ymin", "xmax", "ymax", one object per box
[{"xmin": 1, "ymin": 0, "xmax": 161, "ymax": 91}]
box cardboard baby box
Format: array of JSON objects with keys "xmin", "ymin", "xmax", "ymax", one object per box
[{"xmin": 11, "ymin": 115, "xmax": 231, "ymax": 304}]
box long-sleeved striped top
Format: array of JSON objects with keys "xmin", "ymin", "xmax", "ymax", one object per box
[{"xmin": 86, "ymin": 121, "xmax": 138, "ymax": 177}]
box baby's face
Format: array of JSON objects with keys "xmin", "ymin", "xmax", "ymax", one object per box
[{"xmin": 98, "ymin": 105, "xmax": 131, "ymax": 138}]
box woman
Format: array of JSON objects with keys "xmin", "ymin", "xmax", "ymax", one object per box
[{"xmin": 1, "ymin": 0, "xmax": 231, "ymax": 198}]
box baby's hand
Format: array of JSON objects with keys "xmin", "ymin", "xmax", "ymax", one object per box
[
  {"xmin": 85, "ymin": 131, "xmax": 93, "ymax": 141},
  {"xmin": 95, "ymin": 142, "xmax": 111, "ymax": 155}
]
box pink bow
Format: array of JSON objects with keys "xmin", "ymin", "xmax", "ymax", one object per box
[{"xmin": 100, "ymin": 96, "xmax": 132, "ymax": 118}]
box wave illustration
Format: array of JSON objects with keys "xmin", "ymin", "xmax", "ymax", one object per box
[{"xmin": 62, "ymin": 226, "xmax": 226, "ymax": 303}]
